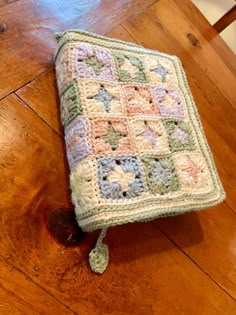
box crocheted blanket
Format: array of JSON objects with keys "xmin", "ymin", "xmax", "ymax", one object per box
[{"xmin": 55, "ymin": 30, "xmax": 225, "ymax": 234}]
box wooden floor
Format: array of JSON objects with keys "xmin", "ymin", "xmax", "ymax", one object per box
[{"xmin": 0, "ymin": 0, "xmax": 236, "ymax": 314}]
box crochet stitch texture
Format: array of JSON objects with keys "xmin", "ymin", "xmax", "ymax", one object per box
[{"xmin": 55, "ymin": 30, "xmax": 225, "ymax": 271}]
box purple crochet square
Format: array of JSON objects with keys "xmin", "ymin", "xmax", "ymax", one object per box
[
  {"xmin": 65, "ymin": 117, "xmax": 91, "ymax": 168},
  {"xmin": 75, "ymin": 44, "xmax": 116, "ymax": 81},
  {"xmin": 153, "ymin": 86, "xmax": 185, "ymax": 119}
]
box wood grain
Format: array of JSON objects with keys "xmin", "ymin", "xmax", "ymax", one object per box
[
  {"xmin": 16, "ymin": 69, "xmax": 62, "ymax": 134},
  {"xmin": 154, "ymin": 202, "xmax": 236, "ymax": 299},
  {"xmin": 172, "ymin": 0, "xmax": 236, "ymax": 74},
  {"xmin": 0, "ymin": 93, "xmax": 78, "ymax": 245},
  {"xmin": 0, "ymin": 93, "xmax": 69, "ymax": 200},
  {"xmin": 0, "ymin": 257, "xmax": 73, "ymax": 315},
  {"xmin": 0, "ymin": 0, "xmax": 156, "ymax": 99}
]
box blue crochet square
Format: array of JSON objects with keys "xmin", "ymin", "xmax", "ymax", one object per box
[{"xmin": 97, "ymin": 156, "xmax": 144, "ymax": 199}]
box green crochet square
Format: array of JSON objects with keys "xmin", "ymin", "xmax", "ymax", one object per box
[
  {"xmin": 162, "ymin": 120, "xmax": 195, "ymax": 152},
  {"xmin": 60, "ymin": 81, "xmax": 82, "ymax": 127},
  {"xmin": 113, "ymin": 54, "xmax": 147, "ymax": 83},
  {"xmin": 142, "ymin": 156, "xmax": 180, "ymax": 195}
]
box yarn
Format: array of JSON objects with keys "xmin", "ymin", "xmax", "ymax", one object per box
[
  {"xmin": 55, "ymin": 30, "xmax": 225, "ymax": 274},
  {"xmin": 93, "ymin": 87, "xmax": 114, "ymax": 113},
  {"xmin": 89, "ymin": 228, "xmax": 109, "ymax": 274},
  {"xmin": 151, "ymin": 62, "xmax": 169, "ymax": 82}
]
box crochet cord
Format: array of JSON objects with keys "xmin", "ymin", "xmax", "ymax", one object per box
[
  {"xmin": 96, "ymin": 227, "xmax": 108, "ymax": 246},
  {"xmin": 89, "ymin": 228, "xmax": 109, "ymax": 274}
]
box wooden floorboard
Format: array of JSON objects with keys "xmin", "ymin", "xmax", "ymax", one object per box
[
  {"xmin": 154, "ymin": 0, "xmax": 236, "ymax": 108},
  {"xmin": 0, "ymin": 257, "xmax": 74, "ymax": 315},
  {"xmin": 172, "ymin": 0, "xmax": 236, "ymax": 74},
  {"xmin": 154, "ymin": 202, "xmax": 236, "ymax": 299},
  {"xmin": 0, "ymin": 0, "xmax": 236, "ymax": 313},
  {"xmin": 16, "ymin": 69, "xmax": 62, "ymax": 135}
]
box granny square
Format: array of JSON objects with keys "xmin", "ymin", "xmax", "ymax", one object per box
[
  {"xmin": 75, "ymin": 44, "xmax": 116, "ymax": 81},
  {"xmin": 79, "ymin": 80, "xmax": 125, "ymax": 115},
  {"xmin": 130, "ymin": 118, "xmax": 170, "ymax": 154},
  {"xmin": 124, "ymin": 85, "xmax": 158, "ymax": 116},
  {"xmin": 141, "ymin": 155, "xmax": 180, "ymax": 195},
  {"xmin": 97, "ymin": 156, "xmax": 144, "ymax": 199},
  {"xmin": 90, "ymin": 118, "xmax": 133, "ymax": 155},
  {"xmin": 152, "ymin": 85, "xmax": 185, "ymax": 119},
  {"xmin": 113, "ymin": 54, "xmax": 147, "ymax": 83},
  {"xmin": 55, "ymin": 30, "xmax": 225, "ymax": 273},
  {"xmin": 162, "ymin": 119, "xmax": 195, "ymax": 152}
]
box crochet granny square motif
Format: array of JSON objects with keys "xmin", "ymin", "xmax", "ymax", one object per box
[{"xmin": 55, "ymin": 30, "xmax": 225, "ymax": 273}]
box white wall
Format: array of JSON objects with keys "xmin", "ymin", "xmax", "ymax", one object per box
[{"xmin": 192, "ymin": 0, "xmax": 236, "ymax": 53}]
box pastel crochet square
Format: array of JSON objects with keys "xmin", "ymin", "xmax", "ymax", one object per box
[
  {"xmin": 153, "ymin": 86, "xmax": 185, "ymax": 119},
  {"xmin": 55, "ymin": 30, "xmax": 225, "ymax": 237},
  {"xmin": 143, "ymin": 56, "xmax": 178, "ymax": 85},
  {"xmin": 130, "ymin": 118, "xmax": 170, "ymax": 154},
  {"xmin": 90, "ymin": 118, "xmax": 133, "ymax": 155},
  {"xmin": 65, "ymin": 117, "xmax": 91, "ymax": 168},
  {"xmin": 60, "ymin": 81, "xmax": 82, "ymax": 127},
  {"xmin": 97, "ymin": 156, "xmax": 144, "ymax": 199},
  {"xmin": 124, "ymin": 85, "xmax": 158, "ymax": 116},
  {"xmin": 173, "ymin": 152, "xmax": 213, "ymax": 193},
  {"xmin": 114, "ymin": 54, "xmax": 147, "ymax": 83},
  {"xmin": 141, "ymin": 156, "xmax": 180, "ymax": 195},
  {"xmin": 74, "ymin": 43, "xmax": 116, "ymax": 81},
  {"xmin": 80, "ymin": 80, "xmax": 124, "ymax": 115},
  {"xmin": 163, "ymin": 119, "xmax": 195, "ymax": 152}
]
